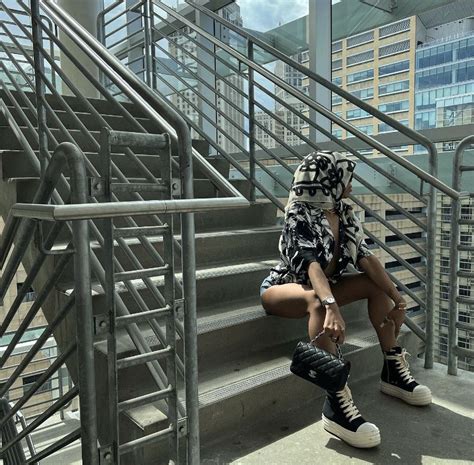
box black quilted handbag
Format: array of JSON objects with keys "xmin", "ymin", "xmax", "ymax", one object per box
[{"xmin": 290, "ymin": 330, "xmax": 351, "ymax": 392}]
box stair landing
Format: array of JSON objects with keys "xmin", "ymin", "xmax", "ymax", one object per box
[{"xmin": 200, "ymin": 358, "xmax": 474, "ymax": 465}]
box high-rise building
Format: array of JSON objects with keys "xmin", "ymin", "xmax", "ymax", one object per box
[
  {"xmin": 169, "ymin": 4, "xmax": 245, "ymax": 155},
  {"xmin": 414, "ymin": 18, "xmax": 474, "ymax": 371}
]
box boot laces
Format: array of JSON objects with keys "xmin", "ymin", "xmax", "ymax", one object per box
[
  {"xmin": 394, "ymin": 349, "xmax": 416, "ymax": 384},
  {"xmin": 336, "ymin": 384, "xmax": 362, "ymax": 422}
]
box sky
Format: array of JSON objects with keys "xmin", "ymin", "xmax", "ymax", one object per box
[
  {"xmin": 236, "ymin": 0, "xmax": 341, "ymax": 32},
  {"xmin": 236, "ymin": 0, "xmax": 309, "ymax": 31}
]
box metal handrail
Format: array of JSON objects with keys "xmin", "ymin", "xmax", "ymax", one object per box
[
  {"xmin": 448, "ymin": 136, "xmax": 474, "ymax": 375},
  {"xmin": 11, "ymin": 197, "xmax": 250, "ymax": 221}
]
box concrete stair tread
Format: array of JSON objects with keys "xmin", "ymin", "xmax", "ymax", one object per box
[
  {"xmin": 124, "ymin": 319, "xmax": 381, "ymax": 430},
  {"xmin": 94, "ymin": 300, "xmax": 269, "ymax": 357},
  {"xmin": 46, "ymin": 225, "xmax": 281, "ymax": 256},
  {"xmin": 197, "ymin": 319, "xmax": 377, "ymax": 401},
  {"xmin": 59, "ymin": 259, "xmax": 279, "ymax": 296}
]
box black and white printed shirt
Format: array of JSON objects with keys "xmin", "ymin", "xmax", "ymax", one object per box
[{"xmin": 266, "ymin": 201, "xmax": 373, "ymax": 288}]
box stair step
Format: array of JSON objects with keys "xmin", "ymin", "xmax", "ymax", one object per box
[
  {"xmin": 0, "ymin": 89, "xmax": 150, "ymax": 118},
  {"xmin": 50, "ymin": 224, "xmax": 280, "ymax": 283},
  {"xmin": 1, "ymin": 148, "xmax": 230, "ymax": 181},
  {"xmin": 1, "ymin": 104, "xmax": 157, "ymax": 133}
]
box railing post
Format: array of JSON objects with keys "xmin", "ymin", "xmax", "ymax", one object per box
[
  {"xmin": 248, "ymin": 41, "xmax": 256, "ymax": 203},
  {"xmin": 31, "ymin": 0, "xmax": 49, "ymax": 175},
  {"xmin": 448, "ymin": 194, "xmax": 460, "ymax": 375},
  {"xmin": 447, "ymin": 135, "xmax": 474, "ymax": 374},
  {"xmin": 179, "ymin": 120, "xmax": 200, "ymax": 465},
  {"xmin": 66, "ymin": 144, "xmax": 99, "ymax": 465},
  {"xmin": 99, "ymin": 128, "xmax": 120, "ymax": 463},
  {"xmin": 149, "ymin": 0, "xmax": 157, "ymax": 90},
  {"xmin": 143, "ymin": 0, "xmax": 153, "ymax": 87},
  {"xmin": 424, "ymin": 146, "xmax": 439, "ymax": 369}
]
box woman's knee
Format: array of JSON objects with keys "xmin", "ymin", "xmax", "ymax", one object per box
[
  {"xmin": 306, "ymin": 294, "xmax": 323, "ymax": 315},
  {"xmin": 361, "ymin": 274, "xmax": 386, "ymax": 299}
]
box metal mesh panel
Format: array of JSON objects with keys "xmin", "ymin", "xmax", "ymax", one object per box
[
  {"xmin": 347, "ymin": 50, "xmax": 374, "ymax": 66},
  {"xmin": 332, "ymin": 40, "xmax": 342, "ymax": 53},
  {"xmin": 347, "ymin": 30, "xmax": 374, "ymax": 48},
  {"xmin": 332, "ymin": 58, "xmax": 342, "ymax": 70},
  {"xmin": 379, "ymin": 19, "xmax": 410, "ymax": 38},
  {"xmin": 379, "ymin": 40, "xmax": 410, "ymax": 58}
]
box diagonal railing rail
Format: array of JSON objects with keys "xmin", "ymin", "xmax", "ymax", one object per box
[{"xmin": 98, "ymin": 0, "xmax": 464, "ymax": 372}]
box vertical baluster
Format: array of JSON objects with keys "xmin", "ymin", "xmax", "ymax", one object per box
[
  {"xmin": 31, "ymin": 0, "xmax": 49, "ymax": 174},
  {"xmin": 248, "ymin": 41, "xmax": 256, "ymax": 203},
  {"xmin": 100, "ymin": 128, "xmax": 120, "ymax": 464},
  {"xmin": 161, "ymin": 133, "xmax": 179, "ymax": 463}
]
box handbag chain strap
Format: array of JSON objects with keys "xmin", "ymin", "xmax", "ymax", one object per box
[{"xmin": 310, "ymin": 329, "xmax": 344, "ymax": 359}]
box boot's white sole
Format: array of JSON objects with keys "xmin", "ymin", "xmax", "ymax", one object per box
[
  {"xmin": 322, "ymin": 414, "xmax": 381, "ymax": 448},
  {"xmin": 380, "ymin": 381, "xmax": 432, "ymax": 406}
]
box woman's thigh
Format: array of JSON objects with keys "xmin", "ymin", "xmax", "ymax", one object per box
[
  {"xmin": 330, "ymin": 272, "xmax": 378, "ymax": 307},
  {"xmin": 261, "ymin": 283, "xmax": 315, "ymax": 318},
  {"xmin": 261, "ymin": 273, "xmax": 379, "ymax": 318}
]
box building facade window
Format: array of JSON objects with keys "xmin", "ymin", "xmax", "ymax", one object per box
[
  {"xmin": 354, "ymin": 124, "xmax": 373, "ymax": 135},
  {"xmin": 415, "ymin": 111, "xmax": 436, "ymax": 130},
  {"xmin": 378, "ymin": 120, "xmax": 409, "ymax": 133},
  {"xmin": 378, "ymin": 100, "xmax": 409, "ymax": 113},
  {"xmin": 440, "ymin": 285, "xmax": 450, "ymax": 301},
  {"xmin": 460, "ymin": 285, "xmax": 471, "ymax": 297},
  {"xmin": 332, "ymin": 41, "xmax": 342, "ymax": 53},
  {"xmin": 379, "ymin": 60, "xmax": 410, "ymax": 77},
  {"xmin": 379, "ymin": 80, "xmax": 410, "ymax": 96},
  {"xmin": 347, "ymin": 69, "xmax": 374, "ymax": 83},
  {"xmin": 350, "ymin": 87, "xmax": 374, "ymax": 100},
  {"xmin": 23, "ymin": 374, "xmax": 52, "ymax": 396},
  {"xmin": 416, "ymin": 60, "xmax": 474, "ymax": 90},
  {"xmin": 346, "ymin": 108, "xmax": 371, "ymax": 120}
]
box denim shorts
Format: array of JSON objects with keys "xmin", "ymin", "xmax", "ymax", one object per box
[{"xmin": 259, "ymin": 276, "xmax": 274, "ymax": 297}]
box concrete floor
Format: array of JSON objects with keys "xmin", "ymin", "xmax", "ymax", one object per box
[{"xmin": 201, "ymin": 358, "xmax": 474, "ymax": 465}]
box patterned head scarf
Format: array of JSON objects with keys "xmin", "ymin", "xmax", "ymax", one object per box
[
  {"xmin": 285, "ymin": 151, "xmax": 356, "ymax": 211},
  {"xmin": 285, "ymin": 151, "xmax": 365, "ymax": 265}
]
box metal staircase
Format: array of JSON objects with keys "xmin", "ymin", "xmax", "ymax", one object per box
[{"xmin": 0, "ymin": 1, "xmax": 471, "ymax": 464}]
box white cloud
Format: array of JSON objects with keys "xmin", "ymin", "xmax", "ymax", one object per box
[{"xmin": 237, "ymin": 0, "xmax": 309, "ymax": 31}]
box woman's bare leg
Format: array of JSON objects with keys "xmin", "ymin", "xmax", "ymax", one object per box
[
  {"xmin": 261, "ymin": 272, "xmax": 399, "ymax": 353},
  {"xmin": 261, "ymin": 283, "xmax": 337, "ymax": 354},
  {"xmin": 331, "ymin": 273, "xmax": 399, "ymax": 351}
]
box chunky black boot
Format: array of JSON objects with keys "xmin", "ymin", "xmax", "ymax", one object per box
[
  {"xmin": 380, "ymin": 346, "xmax": 432, "ymax": 406},
  {"xmin": 322, "ymin": 383, "xmax": 381, "ymax": 448}
]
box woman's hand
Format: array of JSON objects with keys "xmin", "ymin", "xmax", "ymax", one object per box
[
  {"xmin": 381, "ymin": 296, "xmax": 407, "ymax": 338},
  {"xmin": 323, "ymin": 304, "xmax": 346, "ymax": 344}
]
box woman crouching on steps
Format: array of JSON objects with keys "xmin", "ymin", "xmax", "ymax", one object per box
[{"xmin": 260, "ymin": 151, "xmax": 432, "ymax": 449}]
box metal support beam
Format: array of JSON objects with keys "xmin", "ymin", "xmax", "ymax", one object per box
[
  {"xmin": 308, "ymin": 0, "xmax": 331, "ymax": 143},
  {"xmin": 57, "ymin": 0, "xmax": 102, "ymax": 97},
  {"xmin": 359, "ymin": 0, "xmax": 398, "ymax": 13}
]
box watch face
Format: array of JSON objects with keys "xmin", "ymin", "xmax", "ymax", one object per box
[{"xmin": 324, "ymin": 297, "xmax": 336, "ymax": 305}]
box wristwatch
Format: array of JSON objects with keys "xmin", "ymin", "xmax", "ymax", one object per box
[{"xmin": 321, "ymin": 296, "xmax": 336, "ymax": 306}]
